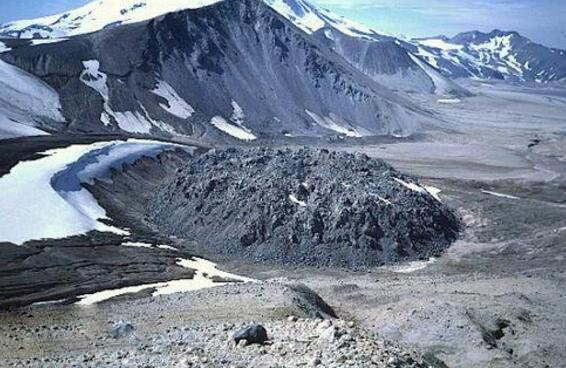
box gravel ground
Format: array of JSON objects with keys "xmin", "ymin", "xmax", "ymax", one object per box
[{"xmin": 0, "ymin": 282, "xmax": 434, "ymax": 368}]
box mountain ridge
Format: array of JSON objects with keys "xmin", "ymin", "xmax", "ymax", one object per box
[
  {"xmin": 413, "ymin": 29, "xmax": 566, "ymax": 83},
  {"xmin": 0, "ymin": 0, "xmax": 434, "ymax": 140}
]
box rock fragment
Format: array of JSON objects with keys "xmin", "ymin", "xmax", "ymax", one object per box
[{"xmin": 233, "ymin": 324, "xmax": 269, "ymax": 346}]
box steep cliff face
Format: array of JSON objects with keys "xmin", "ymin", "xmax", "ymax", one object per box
[{"xmin": 0, "ymin": 0, "xmax": 432, "ymax": 141}]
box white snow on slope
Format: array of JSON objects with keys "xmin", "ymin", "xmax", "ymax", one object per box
[
  {"xmin": 385, "ymin": 258, "xmax": 436, "ymax": 273},
  {"xmin": 80, "ymin": 60, "xmax": 159, "ymax": 134},
  {"xmin": 393, "ymin": 178, "xmax": 442, "ymax": 202},
  {"xmin": 0, "ymin": 59, "xmax": 64, "ymax": 139},
  {"xmin": 264, "ymin": 0, "xmax": 386, "ymax": 38},
  {"xmin": 0, "ymin": 0, "xmax": 223, "ymax": 39},
  {"xmin": 414, "ymin": 33, "xmax": 545, "ymax": 82},
  {"xmin": 112, "ymin": 111, "xmax": 153, "ymax": 133},
  {"xmin": 80, "ymin": 59, "xmax": 111, "ymax": 125},
  {"xmin": 0, "ymin": 120, "xmax": 48, "ymax": 139},
  {"xmin": 438, "ymin": 98, "xmax": 461, "ymax": 104},
  {"xmin": 305, "ymin": 110, "xmax": 366, "ymax": 138},
  {"xmin": 481, "ymin": 190, "xmax": 519, "ymax": 200},
  {"xmin": 423, "ymin": 185, "xmax": 442, "ymax": 202},
  {"xmin": 76, "ymin": 257, "xmax": 255, "ymax": 305},
  {"xmin": 231, "ymin": 101, "xmax": 246, "ymax": 125},
  {"xmin": 289, "ymin": 194, "xmax": 307, "ymax": 207},
  {"xmin": 152, "ymin": 81, "xmax": 194, "ymax": 119},
  {"xmin": 417, "ymin": 39, "xmax": 463, "ymax": 51},
  {"xmin": 393, "ymin": 177, "xmax": 427, "ymax": 194},
  {"xmin": 0, "ymin": 41, "xmax": 10, "ymax": 53},
  {"xmin": 209, "ymin": 116, "xmax": 257, "ymax": 141},
  {"xmin": 0, "ymin": 0, "xmax": 386, "ymax": 41},
  {"xmin": 265, "ymin": 0, "xmax": 323, "ymax": 34},
  {"xmin": 30, "ymin": 38, "xmax": 68, "ymax": 46},
  {"xmin": 0, "ymin": 139, "xmax": 189, "ymax": 245}
]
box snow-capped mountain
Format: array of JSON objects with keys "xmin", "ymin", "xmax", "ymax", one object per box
[
  {"xmin": 412, "ymin": 30, "xmax": 566, "ymax": 83},
  {"xmin": 0, "ymin": 0, "xmax": 383, "ymax": 40},
  {"xmin": 0, "ymin": 0, "xmax": 462, "ymax": 97},
  {"xmin": 0, "ymin": 0, "xmax": 433, "ymax": 140}
]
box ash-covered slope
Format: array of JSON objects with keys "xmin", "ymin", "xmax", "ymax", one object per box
[
  {"xmin": 0, "ymin": 0, "xmax": 430, "ymax": 141},
  {"xmin": 0, "ymin": 59, "xmax": 65, "ymax": 138},
  {"xmin": 146, "ymin": 148, "xmax": 460, "ymax": 268},
  {"xmin": 412, "ymin": 30, "xmax": 566, "ymax": 83}
]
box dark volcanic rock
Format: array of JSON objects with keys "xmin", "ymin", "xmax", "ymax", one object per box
[
  {"xmin": 233, "ymin": 324, "xmax": 269, "ymax": 345},
  {"xmin": 288, "ymin": 284, "xmax": 337, "ymax": 319},
  {"xmin": 146, "ymin": 147, "xmax": 460, "ymax": 268}
]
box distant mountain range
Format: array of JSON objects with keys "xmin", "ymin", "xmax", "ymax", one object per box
[
  {"xmin": 412, "ymin": 30, "xmax": 566, "ymax": 83},
  {"xmin": 0, "ymin": 0, "xmax": 564, "ymax": 140}
]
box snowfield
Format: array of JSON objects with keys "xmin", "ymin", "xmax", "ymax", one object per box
[
  {"xmin": 0, "ymin": 139, "xmax": 192, "ymax": 245},
  {"xmin": 0, "ymin": 0, "xmax": 387, "ymax": 42}
]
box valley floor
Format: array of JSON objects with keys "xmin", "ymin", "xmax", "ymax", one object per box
[{"xmin": 0, "ymin": 82, "xmax": 565, "ymax": 367}]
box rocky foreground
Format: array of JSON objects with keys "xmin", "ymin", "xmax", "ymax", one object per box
[
  {"xmin": 0, "ymin": 281, "xmax": 436, "ymax": 368},
  {"xmin": 146, "ymin": 147, "xmax": 460, "ymax": 268}
]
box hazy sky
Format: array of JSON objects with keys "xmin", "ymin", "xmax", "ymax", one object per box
[{"xmin": 1, "ymin": 0, "xmax": 565, "ymax": 48}]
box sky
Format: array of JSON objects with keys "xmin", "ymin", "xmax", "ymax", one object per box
[{"xmin": 1, "ymin": 0, "xmax": 565, "ymax": 48}]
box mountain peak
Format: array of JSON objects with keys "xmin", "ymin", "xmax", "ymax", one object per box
[{"xmin": 0, "ymin": 0, "xmax": 385, "ymax": 41}]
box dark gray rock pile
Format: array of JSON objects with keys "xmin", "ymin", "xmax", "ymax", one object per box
[{"xmin": 146, "ymin": 147, "xmax": 460, "ymax": 268}]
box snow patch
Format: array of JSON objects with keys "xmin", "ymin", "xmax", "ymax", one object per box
[
  {"xmin": 289, "ymin": 194, "xmax": 307, "ymax": 207},
  {"xmin": 112, "ymin": 110, "xmax": 153, "ymax": 134},
  {"xmin": 438, "ymin": 98, "xmax": 461, "ymax": 104},
  {"xmin": 29, "ymin": 38, "xmax": 68, "ymax": 46},
  {"xmin": 75, "ymin": 257, "xmax": 254, "ymax": 305},
  {"xmin": 481, "ymin": 190, "xmax": 519, "ymax": 200},
  {"xmin": 231, "ymin": 101, "xmax": 246, "ymax": 125},
  {"xmin": 122, "ymin": 241, "xmax": 178, "ymax": 251},
  {"xmin": 80, "ymin": 60, "xmax": 161, "ymax": 133},
  {"xmin": 393, "ymin": 178, "xmax": 427, "ymax": 194},
  {"xmin": 305, "ymin": 110, "xmax": 365, "ymax": 138},
  {"xmin": 122, "ymin": 241, "xmax": 153, "ymax": 248},
  {"xmin": 209, "ymin": 116, "xmax": 256, "ymax": 141},
  {"xmin": 152, "ymin": 81, "xmax": 194, "ymax": 119},
  {"xmin": 417, "ymin": 39, "xmax": 463, "ymax": 51},
  {"xmin": 385, "ymin": 258, "xmax": 436, "ymax": 273},
  {"xmin": 393, "ymin": 178, "xmax": 442, "ymax": 202},
  {"xmin": 375, "ymin": 195, "xmax": 393, "ymax": 206},
  {"xmin": 423, "ymin": 185, "xmax": 442, "ymax": 202},
  {"xmin": 0, "ymin": 41, "xmax": 11, "ymax": 53}
]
